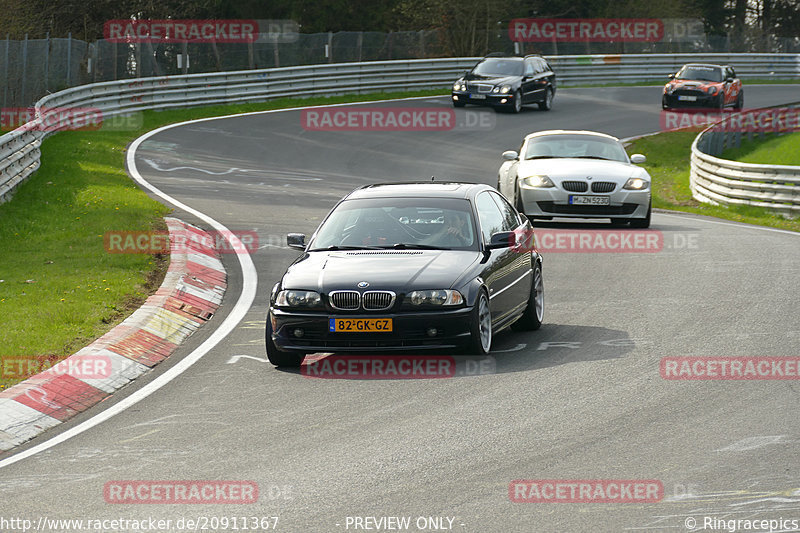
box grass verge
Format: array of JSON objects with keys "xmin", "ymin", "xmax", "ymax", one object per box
[
  {"xmin": 721, "ymin": 131, "xmax": 800, "ymax": 166},
  {"xmin": 627, "ymin": 131, "xmax": 800, "ymax": 231},
  {"xmin": 0, "ymin": 88, "xmax": 445, "ymax": 390}
]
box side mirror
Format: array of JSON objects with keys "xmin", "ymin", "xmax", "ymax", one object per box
[
  {"xmin": 668, "ymin": 73, "xmax": 675, "ymax": 79},
  {"xmin": 287, "ymin": 233, "xmax": 306, "ymax": 250},
  {"xmin": 630, "ymin": 154, "xmax": 646, "ymax": 164},
  {"xmin": 726, "ymin": 77, "xmax": 734, "ymax": 83},
  {"xmin": 502, "ymin": 150, "xmax": 519, "ymax": 161},
  {"xmin": 487, "ymin": 231, "xmax": 515, "ymax": 250}
]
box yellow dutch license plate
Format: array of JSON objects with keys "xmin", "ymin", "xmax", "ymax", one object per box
[{"xmin": 329, "ymin": 318, "xmax": 393, "ymax": 333}]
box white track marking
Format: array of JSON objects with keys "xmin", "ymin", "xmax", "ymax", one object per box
[
  {"xmin": 656, "ymin": 210, "xmax": 800, "ymax": 237},
  {"xmin": 141, "ymin": 158, "xmax": 256, "ymax": 175}
]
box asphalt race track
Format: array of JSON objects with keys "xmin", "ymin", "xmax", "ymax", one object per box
[{"xmin": 2, "ymin": 86, "xmax": 800, "ymax": 532}]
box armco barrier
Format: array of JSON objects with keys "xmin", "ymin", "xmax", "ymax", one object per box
[
  {"xmin": 1, "ymin": 53, "xmax": 799, "ymax": 204},
  {"xmin": 690, "ymin": 102, "xmax": 800, "ymax": 215}
]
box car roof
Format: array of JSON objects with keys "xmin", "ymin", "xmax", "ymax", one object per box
[
  {"xmin": 681, "ymin": 63, "xmax": 726, "ymax": 69},
  {"xmin": 345, "ymin": 182, "xmax": 493, "ymax": 200},
  {"xmin": 522, "ymin": 130, "xmax": 620, "ymax": 142},
  {"xmin": 480, "ymin": 53, "xmax": 545, "ymax": 61}
]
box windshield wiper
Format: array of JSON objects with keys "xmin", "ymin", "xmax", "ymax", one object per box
[
  {"xmin": 525, "ymin": 155, "xmax": 560, "ymax": 160},
  {"xmin": 574, "ymin": 155, "xmax": 612, "ymax": 160},
  {"xmin": 379, "ymin": 243, "xmax": 450, "ymax": 250},
  {"xmin": 307, "ymin": 245, "xmax": 383, "ymax": 251}
]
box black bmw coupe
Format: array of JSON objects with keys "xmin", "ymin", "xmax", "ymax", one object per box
[{"xmin": 266, "ymin": 182, "xmax": 544, "ymax": 367}]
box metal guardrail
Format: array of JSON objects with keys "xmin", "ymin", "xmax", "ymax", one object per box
[
  {"xmin": 690, "ymin": 101, "xmax": 800, "ymax": 215},
  {"xmin": 2, "ymin": 53, "xmax": 800, "ymax": 204}
]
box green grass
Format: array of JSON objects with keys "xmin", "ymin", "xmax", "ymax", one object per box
[
  {"xmin": 0, "ymin": 88, "xmax": 447, "ymax": 390},
  {"xmin": 721, "ymin": 131, "xmax": 800, "ymax": 166},
  {"xmin": 627, "ymin": 131, "xmax": 800, "ymax": 230}
]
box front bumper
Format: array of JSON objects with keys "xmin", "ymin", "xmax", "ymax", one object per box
[
  {"xmin": 519, "ymin": 185, "xmax": 651, "ymax": 219},
  {"xmin": 452, "ymin": 91, "xmax": 515, "ymax": 107},
  {"xmin": 269, "ymin": 307, "xmax": 474, "ymax": 353},
  {"xmin": 663, "ymin": 93, "xmax": 722, "ymax": 109}
]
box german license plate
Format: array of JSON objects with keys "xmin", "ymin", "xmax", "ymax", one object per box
[
  {"xmin": 678, "ymin": 95, "xmax": 697, "ymax": 101},
  {"xmin": 329, "ymin": 318, "xmax": 393, "ymax": 333},
  {"xmin": 569, "ymin": 195, "xmax": 610, "ymax": 206},
  {"xmin": 469, "ymin": 94, "xmax": 486, "ymax": 99}
]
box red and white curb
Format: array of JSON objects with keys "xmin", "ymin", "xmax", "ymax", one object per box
[{"xmin": 0, "ymin": 217, "xmax": 226, "ymax": 452}]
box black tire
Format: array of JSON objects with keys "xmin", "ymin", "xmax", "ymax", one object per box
[
  {"xmin": 538, "ymin": 88, "xmax": 553, "ymax": 111},
  {"xmin": 630, "ymin": 202, "xmax": 652, "ymax": 229},
  {"xmin": 514, "ymin": 185, "xmax": 525, "ymax": 215},
  {"xmin": 511, "ymin": 262, "xmax": 544, "ymax": 331},
  {"xmin": 453, "ymin": 100, "xmax": 466, "ymax": 108},
  {"xmin": 466, "ymin": 291, "xmax": 492, "ymax": 355},
  {"xmin": 662, "ymin": 96, "xmax": 669, "ymax": 110},
  {"xmin": 734, "ymin": 91, "xmax": 743, "ymax": 110},
  {"xmin": 266, "ymin": 315, "xmax": 306, "ymax": 367},
  {"xmin": 510, "ymin": 90, "xmax": 523, "ymax": 113}
]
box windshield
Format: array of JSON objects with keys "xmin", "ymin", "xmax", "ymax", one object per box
[
  {"xmin": 524, "ymin": 134, "xmax": 629, "ymax": 162},
  {"xmin": 309, "ymin": 197, "xmax": 479, "ymax": 251},
  {"xmin": 675, "ymin": 65, "xmax": 723, "ymax": 82},
  {"xmin": 472, "ymin": 58, "xmax": 524, "ymax": 77}
]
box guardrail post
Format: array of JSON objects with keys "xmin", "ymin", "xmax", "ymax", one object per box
[
  {"xmin": 181, "ymin": 42, "xmax": 188, "ymax": 75},
  {"xmin": 3, "ymin": 34, "xmax": 8, "ymax": 109},
  {"xmin": 44, "ymin": 32, "xmax": 50, "ymax": 94},
  {"xmin": 66, "ymin": 32, "xmax": 71, "ymax": 86},
  {"xmin": 21, "ymin": 34, "xmax": 28, "ymax": 106}
]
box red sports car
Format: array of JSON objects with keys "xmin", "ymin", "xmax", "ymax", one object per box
[{"xmin": 662, "ymin": 63, "xmax": 743, "ymax": 110}]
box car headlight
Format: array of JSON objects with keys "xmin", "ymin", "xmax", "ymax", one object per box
[
  {"xmin": 665, "ymin": 84, "xmax": 674, "ymax": 94},
  {"xmin": 522, "ymin": 175, "xmax": 555, "ymax": 188},
  {"xmin": 406, "ymin": 289, "xmax": 464, "ymax": 306},
  {"xmin": 705, "ymin": 86, "xmax": 719, "ymax": 95},
  {"xmin": 500, "ymin": 85, "xmax": 511, "ymax": 94},
  {"xmin": 492, "ymin": 86, "xmax": 500, "ymax": 93},
  {"xmin": 275, "ymin": 290, "xmax": 322, "ymax": 308},
  {"xmin": 623, "ymin": 177, "xmax": 649, "ymax": 190},
  {"xmin": 453, "ymin": 82, "xmax": 466, "ymax": 91}
]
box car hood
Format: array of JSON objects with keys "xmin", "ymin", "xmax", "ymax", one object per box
[
  {"xmin": 282, "ymin": 250, "xmax": 482, "ymax": 293},
  {"xmin": 667, "ymin": 79, "xmax": 722, "ymax": 91},
  {"xmin": 464, "ymin": 73, "xmax": 519, "ymax": 85},
  {"xmin": 517, "ymin": 158, "xmax": 648, "ymax": 182}
]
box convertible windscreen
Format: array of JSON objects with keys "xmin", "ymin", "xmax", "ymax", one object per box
[
  {"xmin": 472, "ymin": 58, "xmax": 524, "ymax": 77},
  {"xmin": 675, "ymin": 66, "xmax": 723, "ymax": 82},
  {"xmin": 524, "ymin": 135, "xmax": 629, "ymax": 162},
  {"xmin": 309, "ymin": 197, "xmax": 479, "ymax": 251}
]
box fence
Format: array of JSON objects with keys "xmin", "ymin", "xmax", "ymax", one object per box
[
  {"xmin": 690, "ymin": 102, "xmax": 800, "ymax": 215},
  {"xmin": 3, "ymin": 29, "xmax": 800, "ymax": 108},
  {"xmin": 2, "ymin": 54, "xmax": 800, "ymax": 206}
]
